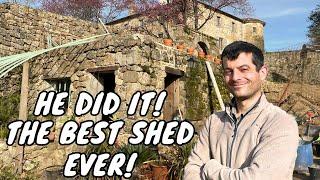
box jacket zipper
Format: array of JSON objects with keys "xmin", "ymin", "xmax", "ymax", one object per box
[{"xmin": 228, "ymin": 114, "xmax": 243, "ymax": 167}]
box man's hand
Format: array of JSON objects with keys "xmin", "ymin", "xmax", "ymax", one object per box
[{"xmin": 201, "ymin": 159, "xmax": 223, "ymax": 179}]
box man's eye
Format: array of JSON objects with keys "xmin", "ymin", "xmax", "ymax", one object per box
[
  {"xmin": 240, "ymin": 68, "xmax": 249, "ymax": 72},
  {"xmin": 224, "ymin": 71, "xmax": 232, "ymax": 75}
]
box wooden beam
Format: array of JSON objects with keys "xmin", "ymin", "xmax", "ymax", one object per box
[
  {"xmin": 18, "ymin": 62, "xmax": 29, "ymax": 174},
  {"xmin": 165, "ymin": 67, "xmax": 184, "ymax": 76},
  {"xmin": 205, "ymin": 61, "xmax": 225, "ymax": 111},
  {"xmin": 87, "ymin": 66, "xmax": 119, "ymax": 73},
  {"xmin": 43, "ymin": 77, "xmax": 71, "ymax": 81}
]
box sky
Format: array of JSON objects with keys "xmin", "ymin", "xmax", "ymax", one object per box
[{"xmin": 248, "ymin": 0, "xmax": 319, "ymax": 52}]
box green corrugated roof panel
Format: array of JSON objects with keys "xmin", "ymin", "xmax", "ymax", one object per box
[{"xmin": 0, "ymin": 33, "xmax": 107, "ymax": 78}]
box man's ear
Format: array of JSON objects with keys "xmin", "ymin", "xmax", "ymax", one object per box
[{"xmin": 259, "ymin": 65, "xmax": 268, "ymax": 81}]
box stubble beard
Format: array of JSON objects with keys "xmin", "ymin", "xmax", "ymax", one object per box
[{"xmin": 229, "ymin": 82, "xmax": 262, "ymax": 102}]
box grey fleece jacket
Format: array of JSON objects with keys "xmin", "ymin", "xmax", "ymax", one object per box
[{"xmin": 184, "ymin": 94, "xmax": 299, "ymax": 180}]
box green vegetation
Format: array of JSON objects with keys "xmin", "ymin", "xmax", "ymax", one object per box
[
  {"xmin": 0, "ymin": 165, "xmax": 37, "ymax": 180},
  {"xmin": 185, "ymin": 59, "xmax": 230, "ymax": 121},
  {"xmin": 85, "ymin": 129, "xmax": 117, "ymax": 155},
  {"xmin": 169, "ymin": 139, "xmax": 196, "ymax": 180},
  {"xmin": 120, "ymin": 144, "xmax": 159, "ymax": 167},
  {"xmin": 0, "ymin": 93, "xmax": 20, "ymax": 139},
  {"xmin": 185, "ymin": 59, "xmax": 207, "ymax": 120},
  {"xmin": 209, "ymin": 66, "xmax": 231, "ymax": 110},
  {"xmin": 0, "ymin": 166, "xmax": 17, "ymax": 180},
  {"xmin": 183, "ymin": 26, "xmax": 192, "ymax": 35},
  {"xmin": 86, "ymin": 141, "xmax": 159, "ymax": 168},
  {"xmin": 308, "ymin": 4, "xmax": 320, "ymax": 44},
  {"xmin": 83, "ymin": 133, "xmax": 197, "ymax": 179}
]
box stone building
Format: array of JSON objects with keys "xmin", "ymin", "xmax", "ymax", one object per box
[
  {"xmin": 0, "ymin": 2, "xmax": 262, "ymax": 175},
  {"xmin": 107, "ymin": 1, "xmax": 265, "ymax": 52},
  {"xmin": 193, "ymin": 2, "xmax": 265, "ymax": 51},
  {"xmin": 1, "ymin": 33, "xmax": 192, "ymax": 173},
  {"xmin": 0, "ymin": 2, "xmax": 265, "ymax": 98}
]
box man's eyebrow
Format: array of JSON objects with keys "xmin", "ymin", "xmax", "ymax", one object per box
[{"xmin": 238, "ymin": 65, "xmax": 250, "ymax": 69}]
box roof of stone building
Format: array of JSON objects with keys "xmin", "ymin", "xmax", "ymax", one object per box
[
  {"xmin": 198, "ymin": 1, "xmax": 265, "ymax": 26},
  {"xmin": 106, "ymin": 13, "xmax": 142, "ymax": 25},
  {"xmin": 106, "ymin": 1, "xmax": 265, "ymax": 26},
  {"xmin": 241, "ymin": 18, "xmax": 266, "ymax": 26}
]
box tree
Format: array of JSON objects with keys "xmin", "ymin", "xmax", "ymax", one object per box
[
  {"xmin": 132, "ymin": 0, "xmax": 251, "ymax": 30},
  {"xmin": 129, "ymin": 0, "xmax": 252, "ymax": 38},
  {"xmin": 40, "ymin": 0, "xmax": 130, "ymax": 22},
  {"xmin": 308, "ymin": 4, "xmax": 320, "ymax": 45},
  {"xmin": 192, "ymin": 0, "xmax": 252, "ymax": 30}
]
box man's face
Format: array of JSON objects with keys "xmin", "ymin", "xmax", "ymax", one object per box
[{"xmin": 223, "ymin": 52, "xmax": 267, "ymax": 100}]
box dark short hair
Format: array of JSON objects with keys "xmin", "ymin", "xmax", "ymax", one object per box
[{"xmin": 221, "ymin": 41, "xmax": 264, "ymax": 70}]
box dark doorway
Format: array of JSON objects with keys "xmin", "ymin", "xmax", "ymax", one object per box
[
  {"xmin": 97, "ymin": 72, "xmax": 116, "ymax": 121},
  {"xmin": 163, "ymin": 73, "xmax": 180, "ymax": 120},
  {"xmin": 102, "ymin": 73, "xmax": 115, "ymax": 94}
]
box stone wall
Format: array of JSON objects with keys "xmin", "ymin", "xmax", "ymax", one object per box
[
  {"xmin": 264, "ymin": 48, "xmax": 320, "ymax": 120},
  {"xmin": 0, "ymin": 3, "xmax": 103, "ymax": 97},
  {"xmin": 28, "ymin": 34, "xmax": 188, "ymax": 120},
  {"xmin": 107, "ymin": 17, "xmax": 221, "ymax": 56},
  {"xmin": 303, "ymin": 50, "xmax": 320, "ymax": 84},
  {"xmin": 265, "ymin": 50, "xmax": 301, "ymax": 82},
  {"xmin": 0, "ymin": 32, "xmax": 228, "ymax": 174},
  {"xmin": 265, "ymin": 49, "xmax": 320, "ymax": 85},
  {"xmin": 27, "ymin": 33, "xmax": 226, "ymax": 123}
]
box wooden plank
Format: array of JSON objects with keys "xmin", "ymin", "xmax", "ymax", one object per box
[
  {"xmin": 205, "ymin": 61, "xmax": 225, "ymax": 110},
  {"xmin": 43, "ymin": 77, "xmax": 70, "ymax": 81},
  {"xmin": 87, "ymin": 66, "xmax": 119, "ymax": 73},
  {"xmin": 165, "ymin": 66, "xmax": 184, "ymax": 76},
  {"xmin": 164, "ymin": 75, "xmax": 175, "ymax": 120}
]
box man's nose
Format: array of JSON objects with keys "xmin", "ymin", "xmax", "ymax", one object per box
[{"xmin": 232, "ymin": 70, "xmax": 242, "ymax": 81}]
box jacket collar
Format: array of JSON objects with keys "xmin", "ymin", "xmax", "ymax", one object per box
[{"xmin": 225, "ymin": 93, "xmax": 268, "ymax": 120}]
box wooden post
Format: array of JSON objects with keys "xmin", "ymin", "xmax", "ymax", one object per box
[
  {"xmin": 205, "ymin": 61, "xmax": 225, "ymax": 111},
  {"xmin": 18, "ymin": 62, "xmax": 29, "ymax": 174}
]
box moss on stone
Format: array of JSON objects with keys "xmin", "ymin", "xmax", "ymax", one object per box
[
  {"xmin": 0, "ymin": 93, "xmax": 20, "ymax": 139},
  {"xmin": 209, "ymin": 67, "xmax": 230, "ymax": 110},
  {"xmin": 185, "ymin": 60, "xmax": 230, "ymax": 121}
]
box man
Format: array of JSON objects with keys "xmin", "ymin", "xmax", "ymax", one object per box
[{"xmin": 184, "ymin": 41, "xmax": 299, "ymax": 180}]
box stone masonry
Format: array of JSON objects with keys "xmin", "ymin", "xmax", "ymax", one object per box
[
  {"xmin": 0, "ymin": 3, "xmax": 103, "ymax": 97},
  {"xmin": 265, "ymin": 48, "xmax": 320, "ymax": 85},
  {"xmin": 0, "ymin": 2, "xmax": 260, "ymax": 175},
  {"xmin": 0, "ymin": 31, "xmax": 225, "ymax": 174}
]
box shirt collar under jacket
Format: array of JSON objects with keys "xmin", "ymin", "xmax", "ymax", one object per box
[{"xmin": 225, "ymin": 93, "xmax": 264, "ymax": 121}]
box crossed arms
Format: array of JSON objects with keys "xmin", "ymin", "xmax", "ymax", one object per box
[{"xmin": 183, "ymin": 116, "xmax": 299, "ymax": 180}]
